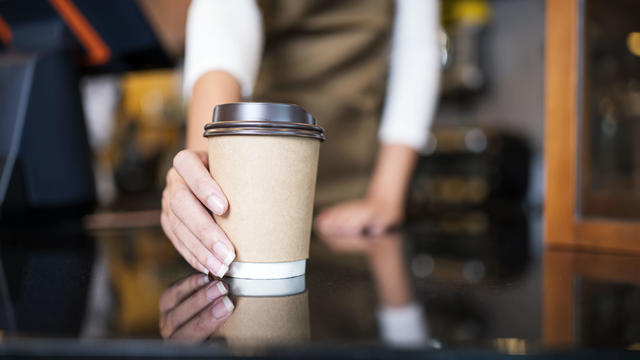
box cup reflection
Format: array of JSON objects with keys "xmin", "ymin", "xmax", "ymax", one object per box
[
  {"xmin": 159, "ymin": 273, "xmax": 310, "ymax": 348},
  {"xmin": 215, "ymin": 276, "xmax": 310, "ymax": 348},
  {"xmin": 319, "ymin": 232, "xmax": 430, "ymax": 347}
]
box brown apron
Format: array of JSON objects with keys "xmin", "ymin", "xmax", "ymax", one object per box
[{"xmin": 254, "ymin": 0, "xmax": 394, "ymax": 208}]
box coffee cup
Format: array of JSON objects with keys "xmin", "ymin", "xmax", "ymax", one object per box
[{"xmin": 204, "ymin": 103, "xmax": 325, "ymax": 279}]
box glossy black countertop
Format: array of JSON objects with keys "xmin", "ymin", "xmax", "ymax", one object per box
[{"xmin": 0, "ymin": 208, "xmax": 638, "ymax": 359}]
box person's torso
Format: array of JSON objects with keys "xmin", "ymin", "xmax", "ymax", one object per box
[{"xmin": 254, "ymin": 0, "xmax": 394, "ymax": 207}]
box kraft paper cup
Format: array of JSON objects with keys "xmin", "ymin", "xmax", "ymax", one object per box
[
  {"xmin": 204, "ymin": 103, "xmax": 324, "ymax": 279},
  {"xmin": 216, "ymin": 276, "xmax": 310, "ymax": 348}
]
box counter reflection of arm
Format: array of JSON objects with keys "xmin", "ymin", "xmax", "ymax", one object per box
[{"xmin": 315, "ymin": 0, "xmax": 440, "ymax": 236}]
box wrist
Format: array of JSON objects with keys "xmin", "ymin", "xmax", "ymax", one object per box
[
  {"xmin": 366, "ymin": 144, "xmax": 417, "ymax": 212},
  {"xmin": 366, "ymin": 185, "xmax": 406, "ymax": 212}
]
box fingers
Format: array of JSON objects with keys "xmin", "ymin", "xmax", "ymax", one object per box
[
  {"xmin": 165, "ymin": 154, "xmax": 236, "ymax": 270},
  {"xmin": 314, "ymin": 197, "xmax": 403, "ymax": 237},
  {"xmin": 366, "ymin": 219, "xmax": 388, "ymax": 236},
  {"xmin": 339, "ymin": 208, "xmax": 374, "ymax": 236},
  {"xmin": 159, "ymin": 274, "xmax": 210, "ymax": 314},
  {"xmin": 173, "ymin": 150, "xmax": 228, "ymax": 216},
  {"xmin": 163, "ymin": 173, "xmax": 208, "ymax": 274},
  {"xmin": 315, "ymin": 202, "xmax": 372, "ymax": 236},
  {"xmin": 169, "ymin": 183, "xmax": 236, "ymax": 269},
  {"xmin": 168, "ymin": 211, "xmax": 230, "ymax": 278},
  {"xmin": 161, "ymin": 213, "xmax": 208, "ymax": 274},
  {"xmin": 160, "ymin": 279, "xmax": 229, "ymax": 340},
  {"xmin": 314, "ymin": 206, "xmax": 341, "ymax": 235},
  {"xmin": 162, "ymin": 150, "xmax": 236, "ymax": 276},
  {"xmin": 168, "ymin": 296, "xmax": 235, "ymax": 341}
]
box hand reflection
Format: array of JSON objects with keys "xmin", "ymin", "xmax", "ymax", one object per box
[
  {"xmin": 318, "ymin": 232, "xmax": 430, "ymax": 347},
  {"xmin": 159, "ymin": 274, "xmax": 234, "ymax": 341},
  {"xmin": 319, "ymin": 232, "xmax": 413, "ymax": 306},
  {"xmin": 318, "ymin": 232, "xmax": 379, "ymax": 254}
]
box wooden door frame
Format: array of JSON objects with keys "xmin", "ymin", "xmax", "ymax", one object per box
[{"xmin": 545, "ymin": 0, "xmax": 640, "ymax": 254}]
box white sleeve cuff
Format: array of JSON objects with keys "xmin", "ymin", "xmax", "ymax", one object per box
[
  {"xmin": 379, "ymin": 0, "xmax": 441, "ymax": 151},
  {"xmin": 183, "ymin": 0, "xmax": 263, "ymax": 100},
  {"xmin": 377, "ymin": 302, "xmax": 429, "ymax": 346}
]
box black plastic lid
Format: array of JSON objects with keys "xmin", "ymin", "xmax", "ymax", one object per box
[{"xmin": 203, "ymin": 103, "xmax": 325, "ymax": 141}]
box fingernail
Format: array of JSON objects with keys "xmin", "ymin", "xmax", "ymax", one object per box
[
  {"xmin": 217, "ymin": 281, "xmax": 229, "ymax": 295},
  {"xmin": 216, "ymin": 264, "xmax": 228, "ymax": 278},
  {"xmin": 207, "ymin": 256, "xmax": 228, "ymax": 278},
  {"xmin": 206, "ymin": 281, "xmax": 228, "ymax": 300},
  {"xmin": 197, "ymin": 274, "xmax": 210, "ymax": 286},
  {"xmin": 198, "ymin": 263, "xmax": 209, "ymax": 275},
  {"xmin": 207, "ymin": 195, "xmax": 226, "ymax": 215},
  {"xmin": 214, "ymin": 242, "xmax": 236, "ymax": 266},
  {"xmin": 212, "ymin": 296, "xmax": 234, "ymax": 319}
]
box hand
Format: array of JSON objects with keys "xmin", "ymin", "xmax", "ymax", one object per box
[
  {"xmin": 161, "ymin": 150, "xmax": 236, "ymax": 278},
  {"xmin": 314, "ymin": 196, "xmax": 404, "ymax": 237},
  {"xmin": 315, "ymin": 144, "xmax": 416, "ymax": 237},
  {"xmin": 159, "ymin": 274, "xmax": 234, "ymax": 341}
]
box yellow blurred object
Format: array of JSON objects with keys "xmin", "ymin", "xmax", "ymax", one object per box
[
  {"xmin": 120, "ymin": 70, "xmax": 181, "ymax": 124},
  {"xmin": 100, "ymin": 229, "xmax": 190, "ymax": 335},
  {"xmin": 109, "ymin": 69, "xmax": 186, "ymax": 191},
  {"xmin": 494, "ymin": 338, "xmax": 527, "ymax": 355},
  {"xmin": 443, "ymin": 0, "xmax": 491, "ymax": 27},
  {"xmin": 626, "ymin": 32, "xmax": 640, "ymax": 57}
]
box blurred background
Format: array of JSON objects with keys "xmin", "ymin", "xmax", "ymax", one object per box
[
  {"xmin": 0, "ymin": 0, "xmax": 544, "ymax": 339},
  {"xmin": 1, "ymin": 0, "xmax": 639, "ymax": 352},
  {"xmin": 0, "ymin": 0, "xmax": 545, "ymax": 215}
]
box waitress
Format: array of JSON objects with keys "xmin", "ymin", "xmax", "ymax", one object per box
[{"xmin": 161, "ymin": 0, "xmax": 440, "ymax": 277}]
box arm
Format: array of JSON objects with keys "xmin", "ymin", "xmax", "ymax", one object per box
[
  {"xmin": 161, "ymin": 0, "xmax": 262, "ymax": 276},
  {"xmin": 315, "ymin": 0, "xmax": 440, "ymax": 236},
  {"xmin": 314, "ymin": 145, "xmax": 418, "ymax": 236},
  {"xmin": 186, "ymin": 71, "xmax": 241, "ymax": 151},
  {"xmin": 369, "ymin": 234, "xmax": 429, "ymax": 346},
  {"xmin": 372, "ymin": 0, "xmax": 441, "ymax": 207},
  {"xmin": 366, "ymin": 143, "xmax": 418, "ymax": 222},
  {"xmin": 183, "ymin": 0, "xmax": 263, "ymax": 150}
]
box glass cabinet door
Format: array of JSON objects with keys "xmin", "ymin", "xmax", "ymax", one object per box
[{"xmin": 580, "ymin": 0, "xmax": 640, "ymax": 220}]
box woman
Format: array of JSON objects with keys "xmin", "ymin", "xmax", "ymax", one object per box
[{"xmin": 161, "ymin": 0, "xmax": 440, "ymax": 277}]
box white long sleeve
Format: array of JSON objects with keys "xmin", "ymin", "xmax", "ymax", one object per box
[
  {"xmin": 378, "ymin": 0, "xmax": 441, "ymax": 150},
  {"xmin": 183, "ymin": 0, "xmax": 263, "ymax": 99}
]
